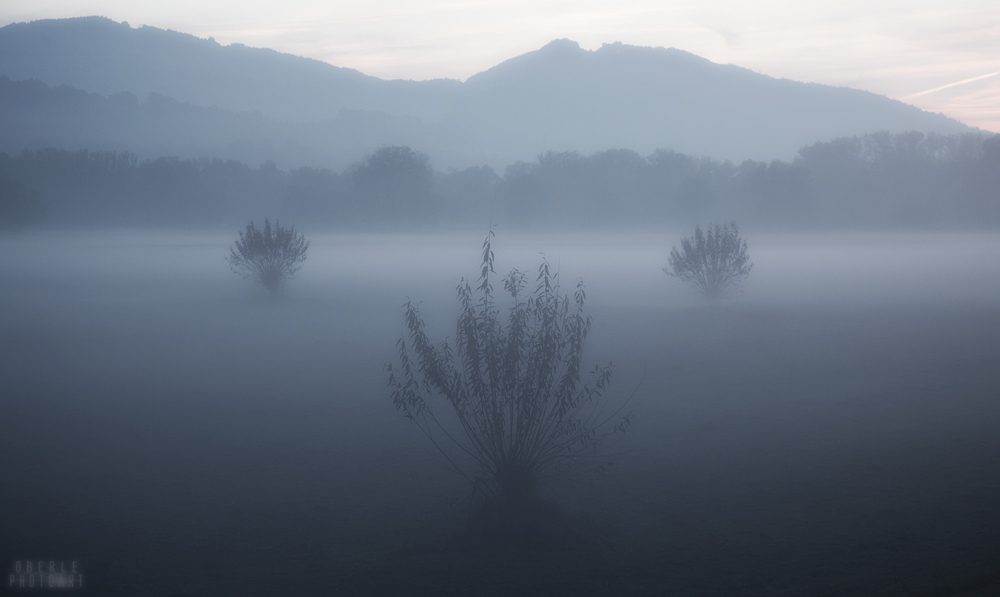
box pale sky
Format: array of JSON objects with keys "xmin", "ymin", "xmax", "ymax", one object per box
[{"xmin": 3, "ymin": 0, "xmax": 998, "ymax": 132}]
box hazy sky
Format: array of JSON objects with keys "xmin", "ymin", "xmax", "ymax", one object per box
[{"xmin": 3, "ymin": 1, "xmax": 998, "ymax": 132}]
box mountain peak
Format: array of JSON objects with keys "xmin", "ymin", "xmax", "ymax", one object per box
[
  {"xmin": 538, "ymin": 38, "xmax": 583, "ymax": 53},
  {"xmin": 465, "ymin": 39, "xmax": 589, "ymax": 87},
  {"xmin": 0, "ymin": 17, "xmax": 974, "ymax": 168}
]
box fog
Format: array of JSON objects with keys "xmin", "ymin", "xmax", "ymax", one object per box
[
  {"xmin": 2, "ymin": 229, "xmax": 999, "ymax": 594},
  {"xmin": 3, "ymin": 14, "xmax": 998, "ymax": 595}
]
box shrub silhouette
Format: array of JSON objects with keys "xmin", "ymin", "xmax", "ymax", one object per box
[
  {"xmin": 228, "ymin": 219, "xmax": 309, "ymax": 295},
  {"xmin": 387, "ymin": 231, "xmax": 631, "ymax": 548},
  {"xmin": 665, "ymin": 222, "xmax": 752, "ymax": 298}
]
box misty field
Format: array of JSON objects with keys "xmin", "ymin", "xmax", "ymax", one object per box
[{"xmin": 2, "ymin": 230, "xmax": 1000, "ymax": 596}]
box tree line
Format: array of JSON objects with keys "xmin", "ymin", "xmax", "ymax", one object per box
[{"xmin": 1, "ymin": 132, "xmax": 998, "ymax": 230}]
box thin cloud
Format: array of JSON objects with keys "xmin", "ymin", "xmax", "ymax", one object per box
[{"xmin": 903, "ymin": 71, "xmax": 1000, "ymax": 99}]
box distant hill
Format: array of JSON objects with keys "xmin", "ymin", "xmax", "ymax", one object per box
[
  {"xmin": 452, "ymin": 39, "xmax": 970, "ymax": 163},
  {"xmin": 0, "ymin": 16, "xmax": 974, "ymax": 168},
  {"xmin": 0, "ymin": 16, "xmax": 459, "ymax": 123},
  {"xmin": 0, "ymin": 76, "xmax": 467, "ymax": 170}
]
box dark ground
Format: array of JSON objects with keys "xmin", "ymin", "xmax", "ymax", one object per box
[{"xmin": 2, "ymin": 231, "xmax": 999, "ymax": 596}]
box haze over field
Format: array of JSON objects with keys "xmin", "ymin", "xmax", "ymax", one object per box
[
  {"xmin": 2, "ymin": 231, "xmax": 1000, "ymax": 594},
  {"xmin": 2, "ymin": 6, "xmax": 1000, "ymax": 596}
]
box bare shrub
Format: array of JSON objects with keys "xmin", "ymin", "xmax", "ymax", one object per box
[
  {"xmin": 228, "ymin": 219, "xmax": 309, "ymax": 295},
  {"xmin": 386, "ymin": 231, "xmax": 631, "ymax": 547},
  {"xmin": 665, "ymin": 222, "xmax": 752, "ymax": 298}
]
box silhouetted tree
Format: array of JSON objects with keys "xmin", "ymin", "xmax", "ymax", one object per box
[
  {"xmin": 435, "ymin": 165, "xmax": 499, "ymax": 223},
  {"xmin": 350, "ymin": 146, "xmax": 433, "ymax": 221},
  {"xmin": 387, "ymin": 231, "xmax": 631, "ymax": 548},
  {"xmin": 665, "ymin": 222, "xmax": 752, "ymax": 299},
  {"xmin": 228, "ymin": 219, "xmax": 309, "ymax": 295},
  {"xmin": 0, "ymin": 176, "xmax": 45, "ymax": 230}
]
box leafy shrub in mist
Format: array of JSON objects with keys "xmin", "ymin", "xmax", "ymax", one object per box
[
  {"xmin": 665, "ymin": 222, "xmax": 752, "ymax": 299},
  {"xmin": 228, "ymin": 219, "xmax": 309, "ymax": 295},
  {"xmin": 387, "ymin": 231, "xmax": 632, "ymax": 548}
]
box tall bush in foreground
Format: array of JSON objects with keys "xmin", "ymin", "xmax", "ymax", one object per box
[
  {"xmin": 665, "ymin": 222, "xmax": 752, "ymax": 299},
  {"xmin": 228, "ymin": 219, "xmax": 309, "ymax": 295},
  {"xmin": 387, "ymin": 231, "xmax": 631, "ymax": 547}
]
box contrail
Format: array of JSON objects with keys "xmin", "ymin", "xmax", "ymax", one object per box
[{"xmin": 903, "ymin": 71, "xmax": 1000, "ymax": 99}]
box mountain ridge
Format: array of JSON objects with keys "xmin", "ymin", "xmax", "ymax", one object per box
[{"xmin": 0, "ymin": 16, "xmax": 973, "ymax": 169}]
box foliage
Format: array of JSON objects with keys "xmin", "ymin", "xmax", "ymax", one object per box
[
  {"xmin": 4, "ymin": 132, "xmax": 1000, "ymax": 229},
  {"xmin": 228, "ymin": 219, "xmax": 309, "ymax": 294},
  {"xmin": 0, "ymin": 176, "xmax": 45, "ymax": 230},
  {"xmin": 665, "ymin": 222, "xmax": 752, "ymax": 299},
  {"xmin": 386, "ymin": 231, "xmax": 631, "ymax": 545},
  {"xmin": 350, "ymin": 146, "xmax": 434, "ymax": 219}
]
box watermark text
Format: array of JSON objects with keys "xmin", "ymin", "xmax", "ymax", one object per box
[{"xmin": 8, "ymin": 560, "xmax": 83, "ymax": 590}]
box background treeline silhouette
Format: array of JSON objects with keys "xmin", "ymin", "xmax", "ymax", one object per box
[
  {"xmin": 2, "ymin": 132, "xmax": 998, "ymax": 230},
  {"xmin": 0, "ymin": 175, "xmax": 46, "ymax": 229}
]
